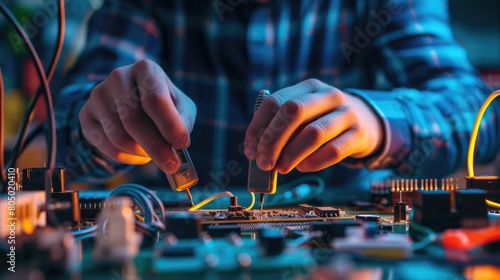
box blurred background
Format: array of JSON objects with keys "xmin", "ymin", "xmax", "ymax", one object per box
[{"xmin": 0, "ymin": 0, "xmax": 499, "ymax": 190}]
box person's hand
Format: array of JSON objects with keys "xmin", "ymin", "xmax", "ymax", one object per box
[
  {"xmin": 79, "ymin": 59, "xmax": 197, "ymax": 174},
  {"xmin": 244, "ymin": 79, "xmax": 384, "ymax": 174}
]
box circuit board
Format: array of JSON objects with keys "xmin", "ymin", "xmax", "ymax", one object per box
[
  {"xmin": 3, "ymin": 180, "xmax": 500, "ymax": 280},
  {"xmin": 194, "ymin": 205, "xmax": 352, "ymax": 230}
]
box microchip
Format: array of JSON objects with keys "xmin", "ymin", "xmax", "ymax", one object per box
[
  {"xmin": 314, "ymin": 207, "xmax": 340, "ymax": 217},
  {"xmin": 299, "ymin": 204, "xmax": 314, "ymax": 214}
]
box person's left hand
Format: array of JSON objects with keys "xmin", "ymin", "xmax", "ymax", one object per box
[{"xmin": 244, "ymin": 79, "xmax": 384, "ymax": 174}]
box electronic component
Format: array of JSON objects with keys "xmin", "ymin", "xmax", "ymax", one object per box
[
  {"xmin": 93, "ymin": 197, "xmax": 142, "ymax": 264},
  {"xmin": 370, "ymin": 178, "xmax": 460, "ymax": 208},
  {"xmin": 299, "ymin": 204, "xmax": 314, "ymax": 214},
  {"xmin": 455, "ymin": 189, "xmax": 489, "ymax": 228},
  {"xmin": 79, "ymin": 199, "xmax": 103, "ymax": 221},
  {"xmin": 195, "ymin": 207, "xmax": 350, "ymax": 232},
  {"xmin": 393, "ymin": 202, "xmax": 407, "ymax": 222},
  {"xmin": 333, "ymin": 226, "xmax": 413, "ymax": 260},
  {"xmin": 412, "ymin": 189, "xmax": 488, "ymax": 234},
  {"xmin": 78, "ymin": 190, "xmax": 108, "ymax": 220},
  {"xmin": 0, "ymin": 190, "xmax": 46, "ymax": 238},
  {"xmin": 166, "ymin": 148, "xmax": 199, "ymax": 192},
  {"xmin": 207, "ymin": 224, "xmax": 241, "ymax": 238},
  {"xmin": 22, "ymin": 167, "xmax": 66, "ymax": 191},
  {"xmin": 310, "ymin": 220, "xmax": 361, "ymax": 245},
  {"xmin": 49, "ymin": 190, "xmax": 80, "ymax": 226},
  {"xmin": 355, "ymin": 214, "xmax": 380, "ymax": 223},
  {"xmin": 314, "ymin": 207, "xmax": 340, "ymax": 217},
  {"xmin": 165, "ymin": 212, "xmax": 201, "ymax": 240},
  {"xmin": 412, "ymin": 190, "xmax": 459, "ymax": 232},
  {"xmin": 228, "ymin": 196, "xmax": 243, "ymax": 212},
  {"xmin": 465, "ymin": 176, "xmax": 500, "ymax": 205},
  {"xmin": 259, "ymin": 228, "xmax": 285, "ymax": 256}
]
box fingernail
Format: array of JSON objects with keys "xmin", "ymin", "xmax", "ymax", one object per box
[
  {"xmin": 276, "ymin": 165, "xmax": 288, "ymax": 174},
  {"xmin": 172, "ymin": 136, "xmax": 188, "ymax": 149},
  {"xmin": 162, "ymin": 159, "xmax": 179, "ymax": 174},
  {"xmin": 257, "ymin": 157, "xmax": 272, "ymax": 171}
]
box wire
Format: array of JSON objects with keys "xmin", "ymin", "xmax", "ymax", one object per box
[
  {"xmin": 187, "ymin": 190, "xmax": 256, "ymax": 211},
  {"xmin": 0, "ymin": 3, "xmax": 61, "ymax": 226},
  {"xmin": 108, "ymin": 183, "xmax": 166, "ymax": 224},
  {"xmin": 73, "ymin": 224, "xmax": 98, "ymax": 237},
  {"xmin": 0, "ymin": 3, "xmax": 56, "ymax": 172},
  {"xmin": 486, "ymin": 199, "xmax": 500, "ymax": 209},
  {"xmin": 20, "ymin": 123, "xmax": 44, "ymax": 151},
  {"xmin": 188, "ymin": 191, "xmax": 234, "ymax": 211},
  {"xmin": 47, "ymin": 0, "xmax": 65, "ymax": 82},
  {"xmin": 246, "ymin": 192, "xmax": 255, "ymax": 210},
  {"xmin": 0, "ymin": 67, "xmax": 5, "ymax": 183},
  {"xmin": 467, "ymin": 90, "xmax": 500, "ymax": 177},
  {"xmin": 466, "ymin": 90, "xmax": 500, "ymax": 208},
  {"xmin": 74, "ymin": 184, "xmax": 167, "ymax": 240},
  {"xmin": 5, "ymin": 0, "xmax": 65, "ymax": 169}
]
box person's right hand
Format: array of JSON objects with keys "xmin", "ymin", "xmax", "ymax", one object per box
[{"xmin": 79, "ymin": 59, "xmax": 197, "ymax": 174}]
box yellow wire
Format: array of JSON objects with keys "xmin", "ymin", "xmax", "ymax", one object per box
[
  {"xmin": 246, "ymin": 192, "xmax": 255, "ymax": 211},
  {"xmin": 188, "ymin": 191, "xmax": 234, "ymax": 211},
  {"xmin": 467, "ymin": 90, "xmax": 500, "ymax": 209},
  {"xmin": 188, "ymin": 191, "xmax": 256, "ymax": 211},
  {"xmin": 486, "ymin": 199, "xmax": 500, "ymax": 209},
  {"xmin": 467, "ymin": 90, "xmax": 500, "ymax": 177}
]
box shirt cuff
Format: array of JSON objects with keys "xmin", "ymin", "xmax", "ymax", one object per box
[{"xmin": 341, "ymin": 88, "xmax": 413, "ymax": 170}]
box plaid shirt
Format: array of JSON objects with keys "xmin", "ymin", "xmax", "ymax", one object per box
[{"xmin": 55, "ymin": 0, "xmax": 498, "ymax": 194}]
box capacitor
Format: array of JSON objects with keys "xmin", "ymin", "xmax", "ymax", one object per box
[
  {"xmin": 355, "ymin": 214, "xmax": 380, "ymax": 223},
  {"xmin": 230, "ymin": 196, "xmax": 238, "ymax": 207},
  {"xmin": 393, "ymin": 202, "xmax": 407, "ymax": 222}
]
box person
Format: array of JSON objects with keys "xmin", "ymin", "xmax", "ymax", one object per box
[{"xmin": 55, "ymin": 0, "xmax": 498, "ymax": 200}]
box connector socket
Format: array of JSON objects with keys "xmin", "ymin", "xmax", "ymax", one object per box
[{"xmin": 466, "ymin": 176, "xmax": 500, "ymax": 203}]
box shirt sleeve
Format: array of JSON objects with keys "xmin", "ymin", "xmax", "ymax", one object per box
[
  {"xmin": 343, "ymin": 0, "xmax": 499, "ymax": 178},
  {"xmin": 55, "ymin": 0, "xmax": 162, "ymax": 182}
]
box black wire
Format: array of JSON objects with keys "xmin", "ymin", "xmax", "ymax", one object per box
[
  {"xmin": 6, "ymin": 0, "xmax": 64, "ymax": 169},
  {"xmin": 0, "ymin": 3, "xmax": 57, "ymax": 226},
  {"xmin": 46, "ymin": 0, "xmax": 65, "ymax": 82},
  {"xmin": 21, "ymin": 123, "xmax": 44, "ymax": 151}
]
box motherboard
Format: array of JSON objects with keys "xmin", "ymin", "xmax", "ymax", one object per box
[{"xmin": 1, "ymin": 170, "xmax": 500, "ymax": 280}]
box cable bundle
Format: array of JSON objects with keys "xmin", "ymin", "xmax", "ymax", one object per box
[{"xmin": 73, "ymin": 183, "xmax": 166, "ymax": 241}]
